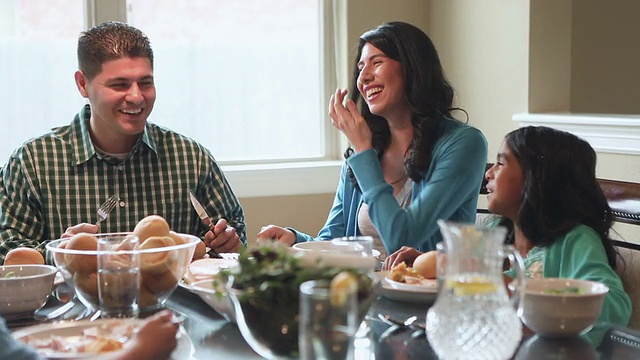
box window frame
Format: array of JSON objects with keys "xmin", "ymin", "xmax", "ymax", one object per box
[{"xmin": 87, "ymin": 0, "xmax": 345, "ymax": 198}]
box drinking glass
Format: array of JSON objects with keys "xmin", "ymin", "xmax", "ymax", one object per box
[
  {"xmin": 299, "ymin": 280, "xmax": 358, "ymax": 360},
  {"xmin": 96, "ymin": 233, "xmax": 140, "ymax": 318}
]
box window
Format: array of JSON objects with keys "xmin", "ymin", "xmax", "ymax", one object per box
[
  {"xmin": 0, "ymin": 0, "xmax": 342, "ymax": 197},
  {"xmin": 0, "ymin": 0, "xmax": 86, "ymax": 162},
  {"xmin": 127, "ymin": 0, "xmax": 325, "ymax": 163}
]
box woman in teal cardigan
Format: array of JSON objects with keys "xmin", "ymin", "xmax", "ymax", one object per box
[{"xmin": 257, "ymin": 22, "xmax": 487, "ymax": 258}]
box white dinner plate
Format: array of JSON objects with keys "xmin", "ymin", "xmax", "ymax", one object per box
[
  {"xmin": 376, "ymin": 271, "xmax": 439, "ymax": 304},
  {"xmin": 12, "ymin": 318, "xmax": 195, "ymax": 360},
  {"xmin": 292, "ymin": 241, "xmax": 381, "ymax": 258}
]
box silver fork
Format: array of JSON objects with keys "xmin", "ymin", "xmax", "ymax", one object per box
[{"xmin": 95, "ymin": 194, "xmax": 119, "ymax": 226}]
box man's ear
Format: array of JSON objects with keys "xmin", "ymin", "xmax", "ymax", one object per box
[{"xmin": 74, "ymin": 70, "xmax": 89, "ymax": 98}]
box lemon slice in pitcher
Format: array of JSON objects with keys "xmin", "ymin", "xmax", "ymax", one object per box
[
  {"xmin": 330, "ymin": 271, "xmax": 357, "ymax": 306},
  {"xmin": 446, "ymin": 276, "xmax": 497, "ymax": 296}
]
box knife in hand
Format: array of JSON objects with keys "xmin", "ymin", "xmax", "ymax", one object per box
[{"xmin": 189, "ymin": 191, "xmax": 221, "ymax": 258}]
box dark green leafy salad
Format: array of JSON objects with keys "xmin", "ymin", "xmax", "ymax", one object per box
[
  {"xmin": 217, "ymin": 243, "xmax": 376, "ymax": 358},
  {"xmin": 218, "ymin": 244, "xmax": 373, "ymax": 305}
]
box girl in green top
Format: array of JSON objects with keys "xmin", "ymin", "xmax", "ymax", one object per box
[
  {"xmin": 386, "ymin": 126, "xmax": 631, "ymax": 334},
  {"xmin": 485, "ymin": 126, "xmax": 631, "ymax": 334}
]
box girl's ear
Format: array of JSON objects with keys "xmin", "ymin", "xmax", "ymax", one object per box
[{"xmin": 74, "ymin": 70, "xmax": 89, "ymax": 98}]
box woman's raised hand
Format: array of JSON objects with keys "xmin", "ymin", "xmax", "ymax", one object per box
[{"xmin": 328, "ymin": 88, "xmax": 372, "ymax": 153}]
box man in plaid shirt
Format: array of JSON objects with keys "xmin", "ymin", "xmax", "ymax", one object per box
[{"xmin": 0, "ymin": 21, "xmax": 246, "ymax": 264}]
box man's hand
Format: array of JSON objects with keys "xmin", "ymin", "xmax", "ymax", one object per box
[
  {"xmin": 203, "ymin": 219, "xmax": 242, "ymax": 253},
  {"xmin": 62, "ymin": 223, "xmax": 99, "ymax": 238}
]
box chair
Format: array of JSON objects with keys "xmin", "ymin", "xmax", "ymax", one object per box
[{"xmin": 603, "ymin": 178, "xmax": 640, "ymax": 330}]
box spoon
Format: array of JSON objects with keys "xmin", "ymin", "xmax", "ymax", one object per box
[{"xmin": 403, "ymin": 315, "xmax": 426, "ymax": 331}]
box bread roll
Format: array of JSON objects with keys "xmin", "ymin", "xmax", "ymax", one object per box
[
  {"xmin": 64, "ymin": 233, "xmax": 99, "ymax": 274},
  {"xmin": 133, "ymin": 215, "xmax": 170, "ymax": 243},
  {"xmin": 4, "ymin": 248, "xmax": 45, "ymax": 265},
  {"xmin": 412, "ymin": 250, "xmax": 438, "ymax": 279},
  {"xmin": 139, "ymin": 236, "xmax": 176, "ymax": 274}
]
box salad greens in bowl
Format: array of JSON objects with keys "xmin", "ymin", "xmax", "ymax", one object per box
[{"xmin": 222, "ymin": 243, "xmax": 378, "ymax": 359}]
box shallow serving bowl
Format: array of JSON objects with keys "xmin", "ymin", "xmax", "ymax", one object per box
[
  {"xmin": 187, "ymin": 279, "xmax": 235, "ymax": 322},
  {"xmin": 521, "ymin": 278, "xmax": 609, "ymax": 338},
  {"xmin": 46, "ymin": 233, "xmax": 200, "ymax": 312},
  {"xmin": 0, "ymin": 264, "xmax": 58, "ymax": 315},
  {"xmin": 227, "ymin": 247, "xmax": 380, "ymax": 359}
]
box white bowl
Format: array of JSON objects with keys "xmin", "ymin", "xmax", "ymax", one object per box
[
  {"xmin": 291, "ymin": 248, "xmax": 378, "ymax": 270},
  {"xmin": 292, "ymin": 241, "xmax": 381, "ymax": 258},
  {"xmin": 187, "ymin": 279, "xmax": 235, "ymax": 322},
  {"xmin": 0, "ymin": 264, "xmax": 58, "ymax": 314},
  {"xmin": 521, "ymin": 278, "xmax": 609, "ymax": 338}
]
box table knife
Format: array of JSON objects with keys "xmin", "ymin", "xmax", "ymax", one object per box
[{"xmin": 189, "ymin": 191, "xmax": 221, "ymax": 258}]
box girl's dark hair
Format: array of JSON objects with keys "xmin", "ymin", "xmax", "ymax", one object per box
[
  {"xmin": 498, "ymin": 126, "xmax": 617, "ymax": 268},
  {"xmin": 344, "ymin": 21, "xmax": 462, "ymax": 186}
]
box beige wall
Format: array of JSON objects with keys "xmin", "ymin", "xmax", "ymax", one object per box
[
  {"xmin": 426, "ymin": 0, "xmax": 529, "ymax": 162},
  {"xmin": 571, "ymin": 0, "xmax": 640, "ymax": 115},
  {"xmin": 241, "ymin": 194, "xmax": 334, "ymax": 244},
  {"xmin": 240, "ymin": 0, "xmax": 640, "ymax": 244}
]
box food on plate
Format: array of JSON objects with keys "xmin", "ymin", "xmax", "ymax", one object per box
[
  {"xmin": 18, "ymin": 320, "xmax": 138, "ymax": 355},
  {"xmin": 388, "ymin": 251, "xmax": 439, "ymax": 284},
  {"xmin": 388, "ymin": 261, "xmax": 426, "ymax": 284},
  {"xmin": 139, "ymin": 236, "xmax": 176, "ymax": 274},
  {"xmin": 4, "ymin": 247, "xmax": 45, "ymax": 265},
  {"xmin": 132, "ymin": 214, "xmax": 171, "ymax": 243},
  {"xmin": 64, "ymin": 233, "xmax": 99, "ymax": 274},
  {"xmin": 412, "ymin": 250, "xmax": 438, "ymax": 279},
  {"xmin": 183, "ymin": 257, "xmax": 238, "ymax": 284}
]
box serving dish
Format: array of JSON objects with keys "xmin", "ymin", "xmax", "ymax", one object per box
[{"xmin": 179, "ymin": 279, "xmax": 235, "ymax": 322}]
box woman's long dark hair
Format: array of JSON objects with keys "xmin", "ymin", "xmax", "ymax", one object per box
[
  {"xmin": 498, "ymin": 126, "xmax": 617, "ymax": 268},
  {"xmin": 344, "ymin": 21, "xmax": 462, "ymax": 187}
]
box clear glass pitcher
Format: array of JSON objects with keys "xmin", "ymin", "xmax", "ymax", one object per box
[{"xmin": 426, "ymin": 220, "xmax": 525, "ymax": 360}]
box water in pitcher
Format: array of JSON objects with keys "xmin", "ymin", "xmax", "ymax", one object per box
[{"xmin": 426, "ymin": 221, "xmax": 525, "ymax": 360}]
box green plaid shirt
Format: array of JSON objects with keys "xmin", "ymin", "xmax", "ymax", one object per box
[{"xmin": 0, "ymin": 105, "xmax": 246, "ymax": 263}]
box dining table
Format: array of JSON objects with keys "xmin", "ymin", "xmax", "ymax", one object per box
[
  {"xmin": 163, "ymin": 285, "xmax": 640, "ymax": 360},
  {"xmin": 8, "ymin": 275, "xmax": 640, "ymax": 359}
]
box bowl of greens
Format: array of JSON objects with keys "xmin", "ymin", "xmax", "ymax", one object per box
[
  {"xmin": 224, "ymin": 244, "xmax": 378, "ymax": 359},
  {"xmin": 521, "ymin": 278, "xmax": 609, "ymax": 338}
]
